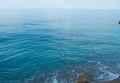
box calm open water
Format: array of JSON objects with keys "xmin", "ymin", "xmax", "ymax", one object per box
[{"xmin": 0, "ymin": 9, "xmax": 120, "ymax": 83}]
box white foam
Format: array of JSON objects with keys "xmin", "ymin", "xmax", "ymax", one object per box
[
  {"xmin": 53, "ymin": 76, "xmax": 58, "ymax": 83},
  {"xmin": 97, "ymin": 61, "xmax": 119, "ymax": 81}
]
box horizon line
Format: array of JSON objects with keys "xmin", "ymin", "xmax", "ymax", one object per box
[{"xmin": 0, "ymin": 8, "xmax": 120, "ymax": 10}]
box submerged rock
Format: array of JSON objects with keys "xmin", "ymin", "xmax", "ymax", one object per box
[{"xmin": 76, "ymin": 72, "xmax": 93, "ymax": 83}]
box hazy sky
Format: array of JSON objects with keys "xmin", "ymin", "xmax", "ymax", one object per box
[{"xmin": 0, "ymin": 0, "xmax": 120, "ymax": 9}]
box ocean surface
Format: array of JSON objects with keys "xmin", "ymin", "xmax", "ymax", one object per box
[{"xmin": 0, "ymin": 9, "xmax": 120, "ymax": 83}]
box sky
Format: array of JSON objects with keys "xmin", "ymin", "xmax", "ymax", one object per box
[{"xmin": 0, "ymin": 0, "xmax": 120, "ymax": 9}]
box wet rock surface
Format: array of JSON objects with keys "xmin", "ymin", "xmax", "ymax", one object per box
[{"xmin": 76, "ymin": 72, "xmax": 93, "ymax": 83}]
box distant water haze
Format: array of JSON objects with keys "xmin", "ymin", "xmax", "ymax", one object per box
[{"xmin": 0, "ymin": 0, "xmax": 120, "ymax": 9}]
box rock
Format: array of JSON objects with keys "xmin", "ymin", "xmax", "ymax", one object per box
[
  {"xmin": 118, "ymin": 21, "xmax": 120, "ymax": 24},
  {"xmin": 76, "ymin": 72, "xmax": 93, "ymax": 83}
]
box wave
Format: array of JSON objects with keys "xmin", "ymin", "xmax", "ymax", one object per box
[
  {"xmin": 3, "ymin": 61, "xmax": 118, "ymax": 83},
  {"xmin": 96, "ymin": 61, "xmax": 119, "ymax": 81},
  {"xmin": 47, "ymin": 61, "xmax": 119, "ymax": 83}
]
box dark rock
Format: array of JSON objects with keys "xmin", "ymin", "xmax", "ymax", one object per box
[
  {"xmin": 118, "ymin": 21, "xmax": 120, "ymax": 24},
  {"xmin": 76, "ymin": 72, "xmax": 93, "ymax": 83}
]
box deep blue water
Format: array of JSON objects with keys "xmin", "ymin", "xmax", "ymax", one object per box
[{"xmin": 0, "ymin": 9, "xmax": 120, "ymax": 83}]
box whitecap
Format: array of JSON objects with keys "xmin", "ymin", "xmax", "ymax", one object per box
[
  {"xmin": 53, "ymin": 76, "xmax": 58, "ymax": 83},
  {"xmin": 97, "ymin": 61, "xmax": 119, "ymax": 81}
]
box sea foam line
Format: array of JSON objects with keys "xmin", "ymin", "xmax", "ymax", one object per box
[{"xmin": 97, "ymin": 61, "xmax": 119, "ymax": 81}]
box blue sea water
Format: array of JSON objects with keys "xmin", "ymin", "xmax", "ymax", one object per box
[{"xmin": 0, "ymin": 9, "xmax": 120, "ymax": 83}]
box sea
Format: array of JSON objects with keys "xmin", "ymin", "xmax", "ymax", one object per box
[{"xmin": 0, "ymin": 9, "xmax": 120, "ymax": 83}]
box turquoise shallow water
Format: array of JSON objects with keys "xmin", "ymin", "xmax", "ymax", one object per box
[{"xmin": 0, "ymin": 9, "xmax": 120, "ymax": 83}]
